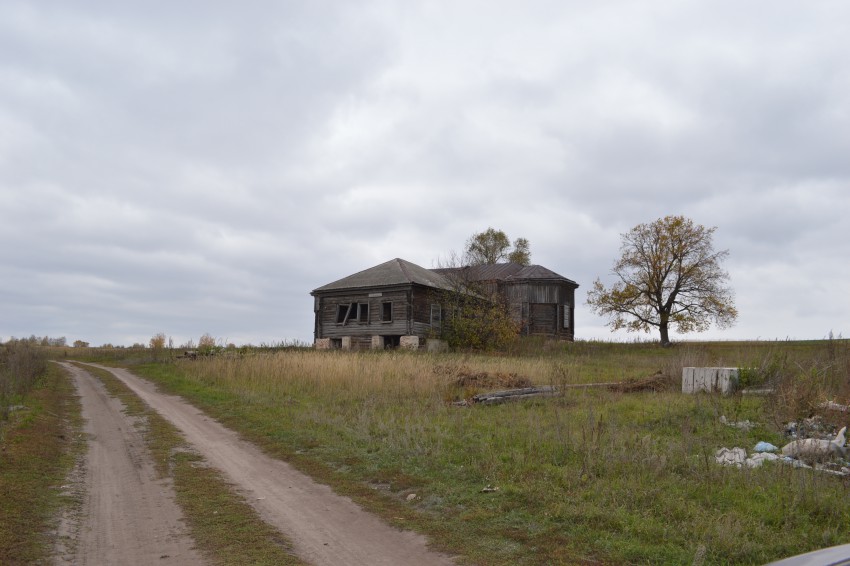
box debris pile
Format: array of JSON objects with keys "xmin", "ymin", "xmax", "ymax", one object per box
[
  {"xmin": 715, "ymin": 420, "xmax": 850, "ymax": 476},
  {"xmin": 608, "ymin": 371, "xmax": 669, "ymax": 393},
  {"xmin": 451, "ymin": 368, "xmax": 532, "ymax": 389},
  {"xmin": 781, "ymin": 426, "xmax": 846, "ymax": 464}
]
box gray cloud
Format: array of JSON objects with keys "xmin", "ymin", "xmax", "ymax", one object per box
[{"xmin": 2, "ymin": 1, "xmax": 849, "ymax": 346}]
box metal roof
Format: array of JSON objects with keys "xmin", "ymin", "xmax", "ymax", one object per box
[{"xmin": 312, "ymin": 258, "xmax": 456, "ymax": 294}]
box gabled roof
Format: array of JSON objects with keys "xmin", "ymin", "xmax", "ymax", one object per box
[{"xmin": 312, "ymin": 258, "xmax": 455, "ymax": 294}]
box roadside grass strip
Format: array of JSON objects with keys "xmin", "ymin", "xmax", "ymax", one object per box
[
  {"xmin": 0, "ymin": 363, "xmax": 83, "ymax": 564},
  {"xmin": 75, "ymin": 363, "xmax": 307, "ymax": 566}
]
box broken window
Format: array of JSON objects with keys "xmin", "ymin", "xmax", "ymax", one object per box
[
  {"xmin": 382, "ymin": 302, "xmax": 393, "ymax": 322},
  {"xmin": 336, "ymin": 304, "xmax": 351, "ymax": 324},
  {"xmin": 337, "ymin": 303, "xmax": 369, "ymax": 324},
  {"xmin": 563, "ymin": 305, "xmax": 571, "ymax": 329}
]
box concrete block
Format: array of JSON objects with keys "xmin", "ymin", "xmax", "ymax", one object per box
[
  {"xmin": 341, "ymin": 336, "xmax": 352, "ymax": 350},
  {"xmin": 371, "ymin": 335, "xmax": 385, "ymax": 350},
  {"xmin": 400, "ymin": 336, "xmax": 420, "ymax": 350},
  {"xmin": 682, "ymin": 367, "xmax": 739, "ymax": 395}
]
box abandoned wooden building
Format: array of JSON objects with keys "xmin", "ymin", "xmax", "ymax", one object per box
[
  {"xmin": 311, "ymin": 258, "xmax": 579, "ymax": 350},
  {"xmin": 433, "ymin": 262, "xmax": 579, "ymax": 340}
]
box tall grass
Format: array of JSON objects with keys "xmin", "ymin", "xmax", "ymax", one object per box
[{"xmin": 129, "ymin": 340, "xmax": 850, "ymax": 565}]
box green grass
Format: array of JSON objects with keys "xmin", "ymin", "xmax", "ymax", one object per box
[
  {"xmin": 115, "ymin": 340, "xmax": 850, "ymax": 565},
  {"xmin": 0, "ymin": 363, "xmax": 83, "ymax": 565},
  {"xmin": 75, "ymin": 363, "xmax": 307, "ymax": 566}
]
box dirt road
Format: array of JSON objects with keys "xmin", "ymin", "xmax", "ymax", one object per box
[
  {"xmin": 68, "ymin": 363, "xmax": 455, "ymax": 566},
  {"xmin": 55, "ymin": 362, "xmax": 205, "ymax": 565}
]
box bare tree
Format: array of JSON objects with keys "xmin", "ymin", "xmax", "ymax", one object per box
[{"xmin": 587, "ymin": 215, "xmax": 737, "ymax": 346}]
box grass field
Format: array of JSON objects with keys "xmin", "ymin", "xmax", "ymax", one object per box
[{"xmin": 97, "ymin": 339, "xmax": 850, "ymax": 565}]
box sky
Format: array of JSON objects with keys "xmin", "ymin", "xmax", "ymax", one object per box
[{"xmin": 2, "ymin": 1, "xmax": 849, "ymax": 347}]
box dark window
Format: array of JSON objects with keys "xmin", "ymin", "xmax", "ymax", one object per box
[
  {"xmin": 336, "ymin": 304, "xmax": 353, "ymax": 324},
  {"xmin": 430, "ymin": 304, "xmax": 442, "ymax": 330},
  {"xmin": 358, "ymin": 303, "xmax": 369, "ymax": 322},
  {"xmin": 382, "ymin": 302, "xmax": 393, "ymax": 322}
]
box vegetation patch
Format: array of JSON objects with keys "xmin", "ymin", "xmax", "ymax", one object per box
[{"xmin": 0, "ymin": 363, "xmax": 82, "ymax": 565}]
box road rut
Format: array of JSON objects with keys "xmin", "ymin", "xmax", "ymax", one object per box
[
  {"xmin": 55, "ymin": 362, "xmax": 205, "ymax": 565},
  {"xmin": 86, "ymin": 363, "xmax": 456, "ymax": 566}
]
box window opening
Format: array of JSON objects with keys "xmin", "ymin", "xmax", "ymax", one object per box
[
  {"xmin": 430, "ymin": 304, "xmax": 442, "ymax": 330},
  {"xmin": 357, "ymin": 303, "xmax": 369, "ymax": 323},
  {"xmin": 337, "ymin": 303, "xmax": 354, "ymax": 325},
  {"xmin": 382, "ymin": 302, "xmax": 393, "ymax": 322}
]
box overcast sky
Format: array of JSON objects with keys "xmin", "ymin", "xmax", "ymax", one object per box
[{"xmin": 2, "ymin": 1, "xmax": 849, "ymax": 347}]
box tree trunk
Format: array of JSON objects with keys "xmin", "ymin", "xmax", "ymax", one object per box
[{"xmin": 659, "ymin": 324, "xmax": 671, "ymax": 347}]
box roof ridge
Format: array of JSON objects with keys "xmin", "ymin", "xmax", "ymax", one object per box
[{"xmin": 396, "ymin": 258, "xmax": 413, "ymax": 282}]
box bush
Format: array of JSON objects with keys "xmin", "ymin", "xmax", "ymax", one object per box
[{"xmin": 0, "ymin": 341, "xmax": 48, "ymax": 421}]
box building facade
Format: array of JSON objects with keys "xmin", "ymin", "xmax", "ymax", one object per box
[{"xmin": 311, "ymin": 258, "xmax": 579, "ymax": 350}]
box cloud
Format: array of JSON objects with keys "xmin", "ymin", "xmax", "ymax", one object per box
[{"xmin": 1, "ymin": 1, "xmax": 849, "ymax": 346}]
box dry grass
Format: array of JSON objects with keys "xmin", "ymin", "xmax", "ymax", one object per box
[{"xmin": 117, "ymin": 339, "xmax": 850, "ymax": 565}]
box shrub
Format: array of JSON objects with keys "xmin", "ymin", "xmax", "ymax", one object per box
[{"xmin": 0, "ymin": 341, "xmax": 48, "ymax": 421}]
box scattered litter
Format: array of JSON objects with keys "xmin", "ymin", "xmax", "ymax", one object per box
[
  {"xmin": 405, "ymin": 493, "xmax": 418, "ymax": 501},
  {"xmin": 746, "ymin": 453, "xmax": 780, "ymax": 468},
  {"xmin": 781, "ymin": 426, "xmax": 846, "ymax": 463},
  {"xmin": 480, "ymin": 484, "xmax": 500, "ymax": 493},
  {"xmin": 716, "ymin": 446, "xmax": 850, "ymax": 476},
  {"xmin": 715, "ymin": 447, "xmax": 747, "ymax": 466},
  {"xmin": 716, "ymin": 447, "xmax": 785, "ymax": 468},
  {"xmin": 785, "ymin": 416, "xmax": 827, "ymax": 439},
  {"xmin": 472, "ymin": 386, "xmax": 556, "ymax": 405},
  {"xmin": 819, "ymin": 400, "xmax": 850, "ymax": 412},
  {"xmin": 720, "ymin": 415, "xmax": 756, "ymax": 431},
  {"xmin": 754, "ymin": 441, "xmax": 778, "ymax": 453}
]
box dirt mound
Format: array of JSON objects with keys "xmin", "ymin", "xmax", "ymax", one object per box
[
  {"xmin": 433, "ymin": 364, "xmax": 533, "ymax": 389},
  {"xmin": 454, "ymin": 369, "xmax": 532, "ymax": 389},
  {"xmin": 609, "ymin": 372, "xmax": 670, "ymax": 393}
]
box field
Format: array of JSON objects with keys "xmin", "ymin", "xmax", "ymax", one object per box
[
  {"xmin": 105, "ymin": 339, "xmax": 850, "ymax": 565},
  {"xmin": 4, "ymin": 338, "xmax": 849, "ymax": 564}
]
